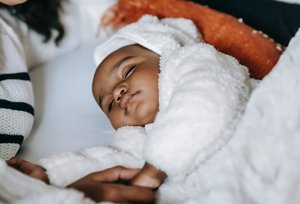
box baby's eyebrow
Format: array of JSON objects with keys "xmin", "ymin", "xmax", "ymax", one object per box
[{"xmin": 113, "ymin": 56, "xmax": 133, "ymax": 72}]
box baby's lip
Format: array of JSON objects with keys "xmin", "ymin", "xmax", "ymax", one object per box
[{"xmin": 120, "ymin": 93, "xmax": 134, "ymax": 111}]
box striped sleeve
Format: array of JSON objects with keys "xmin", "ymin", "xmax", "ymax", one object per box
[{"xmin": 0, "ymin": 18, "xmax": 34, "ymax": 160}]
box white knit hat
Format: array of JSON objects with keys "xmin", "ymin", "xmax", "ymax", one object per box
[
  {"xmin": 93, "ymin": 33, "xmax": 159, "ymax": 68},
  {"xmin": 94, "ymin": 15, "xmax": 202, "ymax": 67}
]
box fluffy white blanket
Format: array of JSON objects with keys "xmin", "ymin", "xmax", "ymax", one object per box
[
  {"xmin": 157, "ymin": 29, "xmax": 300, "ymax": 204},
  {"xmin": 0, "ymin": 16, "xmax": 300, "ymax": 204}
]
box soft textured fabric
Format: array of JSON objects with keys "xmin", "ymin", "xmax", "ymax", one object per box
[
  {"xmin": 171, "ymin": 27, "xmax": 300, "ymax": 204},
  {"xmin": 144, "ymin": 43, "xmax": 253, "ymax": 181},
  {"xmin": 0, "ymin": 18, "xmax": 34, "ymax": 160},
  {"xmin": 39, "ymin": 126, "xmax": 145, "ymax": 186}
]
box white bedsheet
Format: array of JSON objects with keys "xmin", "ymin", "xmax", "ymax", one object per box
[
  {"xmin": 17, "ymin": 0, "xmax": 116, "ymax": 162},
  {"xmin": 19, "ymin": 43, "xmax": 115, "ymax": 162}
]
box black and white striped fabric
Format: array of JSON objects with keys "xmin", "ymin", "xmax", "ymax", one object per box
[{"xmin": 0, "ymin": 18, "xmax": 34, "ymax": 160}]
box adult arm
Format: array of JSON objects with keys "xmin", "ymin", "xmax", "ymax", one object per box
[{"xmin": 0, "ymin": 17, "xmax": 34, "ymax": 160}]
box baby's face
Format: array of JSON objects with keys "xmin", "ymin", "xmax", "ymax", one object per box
[{"xmin": 92, "ymin": 45, "xmax": 160, "ymax": 129}]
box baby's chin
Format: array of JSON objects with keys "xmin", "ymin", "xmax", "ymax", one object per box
[
  {"xmin": 113, "ymin": 121, "xmax": 151, "ymax": 130},
  {"xmin": 112, "ymin": 117, "xmax": 155, "ymax": 130},
  {"xmin": 136, "ymin": 114, "xmax": 156, "ymax": 128},
  {"xmin": 135, "ymin": 106, "xmax": 158, "ymax": 125},
  {"xmin": 111, "ymin": 104, "xmax": 158, "ymax": 129}
]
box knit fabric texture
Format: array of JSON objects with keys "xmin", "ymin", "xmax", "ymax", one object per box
[{"xmin": 0, "ymin": 18, "xmax": 34, "ymax": 160}]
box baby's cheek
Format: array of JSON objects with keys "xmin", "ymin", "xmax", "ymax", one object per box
[
  {"xmin": 110, "ymin": 111, "xmax": 137, "ymax": 129},
  {"xmin": 109, "ymin": 113, "xmax": 124, "ymax": 130},
  {"xmin": 135, "ymin": 101, "xmax": 157, "ymax": 126}
]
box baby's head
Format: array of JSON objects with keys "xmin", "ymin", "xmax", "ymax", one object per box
[
  {"xmin": 92, "ymin": 44, "xmax": 160, "ymax": 129},
  {"xmin": 92, "ymin": 15, "xmax": 201, "ymax": 129}
]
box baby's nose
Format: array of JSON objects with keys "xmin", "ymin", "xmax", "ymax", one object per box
[{"xmin": 113, "ymin": 85, "xmax": 127, "ymax": 102}]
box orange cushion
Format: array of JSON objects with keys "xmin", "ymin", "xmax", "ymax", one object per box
[{"xmin": 102, "ymin": 0, "xmax": 283, "ymax": 79}]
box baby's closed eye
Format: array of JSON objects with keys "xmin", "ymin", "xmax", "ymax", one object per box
[{"xmin": 124, "ymin": 66, "xmax": 136, "ymax": 79}]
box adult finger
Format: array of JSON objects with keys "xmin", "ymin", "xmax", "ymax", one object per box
[
  {"xmin": 6, "ymin": 157, "xmax": 47, "ymax": 179},
  {"xmin": 89, "ymin": 166, "xmax": 141, "ymax": 182},
  {"xmin": 6, "ymin": 157, "xmax": 20, "ymax": 167},
  {"xmin": 6, "ymin": 157, "xmax": 29, "ymax": 170}
]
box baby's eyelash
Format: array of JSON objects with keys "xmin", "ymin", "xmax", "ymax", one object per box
[
  {"xmin": 125, "ymin": 66, "xmax": 136, "ymax": 79},
  {"xmin": 108, "ymin": 100, "xmax": 113, "ymax": 113}
]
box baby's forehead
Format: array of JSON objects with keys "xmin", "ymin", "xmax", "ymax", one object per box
[{"xmin": 97, "ymin": 44, "xmax": 152, "ymax": 70}]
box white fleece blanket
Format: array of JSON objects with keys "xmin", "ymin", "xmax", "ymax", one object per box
[
  {"xmin": 178, "ymin": 28, "xmax": 300, "ymax": 204},
  {"xmin": 156, "ymin": 29, "xmax": 300, "ymax": 204},
  {"xmin": 1, "ymin": 15, "xmax": 300, "ymax": 204}
]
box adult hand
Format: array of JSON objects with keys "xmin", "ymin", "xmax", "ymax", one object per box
[
  {"xmin": 67, "ymin": 166, "xmax": 155, "ymax": 203},
  {"xmin": 130, "ymin": 162, "xmax": 166, "ymax": 189},
  {"xmin": 6, "ymin": 157, "xmax": 49, "ymax": 184}
]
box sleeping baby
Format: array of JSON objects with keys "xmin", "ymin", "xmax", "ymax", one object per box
[
  {"xmin": 7, "ymin": 15, "xmax": 257, "ymax": 203},
  {"xmin": 91, "ymin": 14, "xmax": 257, "ymax": 189}
]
